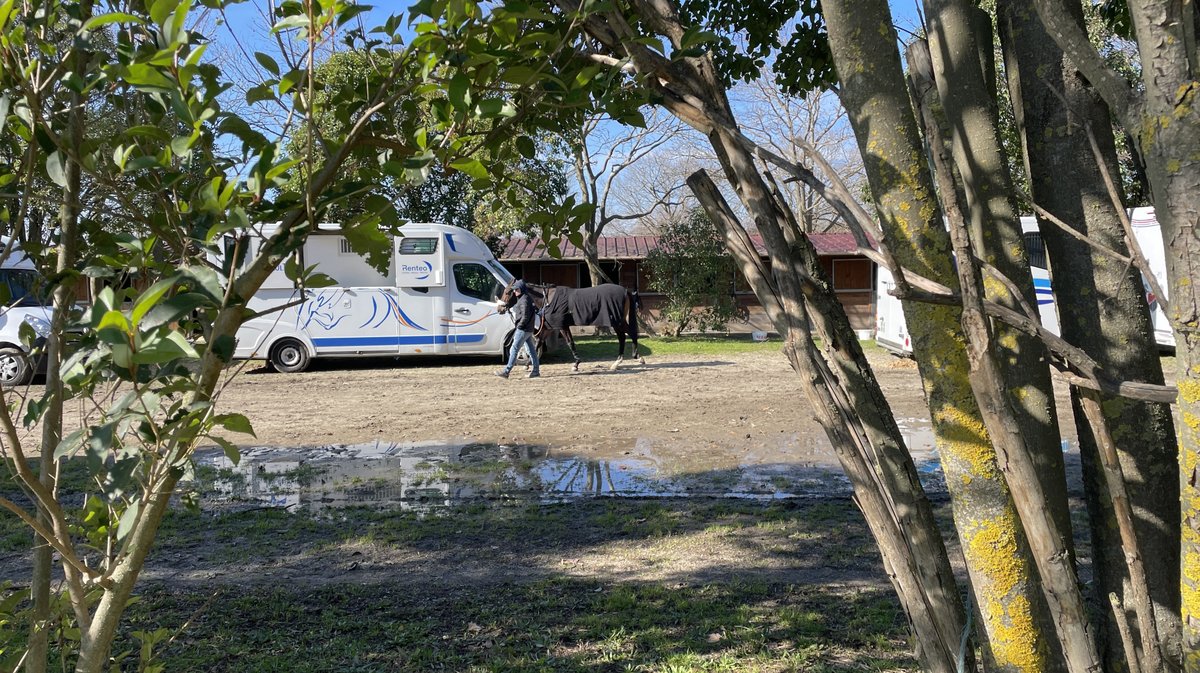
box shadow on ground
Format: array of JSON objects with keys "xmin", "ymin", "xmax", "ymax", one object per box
[{"xmin": 0, "ymin": 454, "xmax": 924, "ymax": 672}]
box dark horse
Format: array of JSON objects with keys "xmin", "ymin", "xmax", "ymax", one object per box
[{"xmin": 498, "ymin": 280, "xmax": 644, "ymax": 371}]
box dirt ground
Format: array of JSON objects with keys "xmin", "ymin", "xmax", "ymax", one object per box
[{"xmin": 204, "ymin": 346, "xmax": 936, "ymax": 461}]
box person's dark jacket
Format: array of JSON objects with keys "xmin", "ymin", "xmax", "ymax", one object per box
[{"xmin": 510, "ymin": 291, "xmax": 537, "ymax": 331}]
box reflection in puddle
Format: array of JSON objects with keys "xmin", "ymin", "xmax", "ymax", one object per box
[{"xmin": 194, "ymin": 434, "xmax": 948, "ymax": 512}]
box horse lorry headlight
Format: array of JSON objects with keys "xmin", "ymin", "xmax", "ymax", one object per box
[{"xmin": 23, "ymin": 315, "xmax": 51, "ymax": 337}]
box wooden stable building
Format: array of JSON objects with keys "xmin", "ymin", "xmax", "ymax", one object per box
[{"xmin": 498, "ymin": 233, "xmax": 876, "ymax": 338}]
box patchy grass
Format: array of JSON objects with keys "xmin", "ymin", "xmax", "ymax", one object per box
[
  {"xmin": 2, "ymin": 467, "xmax": 920, "ymax": 672},
  {"xmin": 120, "ymin": 580, "xmax": 916, "ymax": 673},
  {"xmin": 554, "ymin": 335, "xmax": 880, "ymax": 361},
  {"xmin": 556, "ymin": 334, "xmax": 782, "ymax": 360}
]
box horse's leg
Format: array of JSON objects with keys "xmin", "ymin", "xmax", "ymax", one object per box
[
  {"xmin": 611, "ymin": 323, "xmax": 627, "ymax": 371},
  {"xmin": 626, "ymin": 292, "xmax": 645, "ymax": 365},
  {"xmin": 562, "ymin": 328, "xmax": 582, "ymax": 371}
]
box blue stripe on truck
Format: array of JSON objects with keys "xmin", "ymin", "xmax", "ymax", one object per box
[{"xmin": 312, "ymin": 334, "xmax": 486, "ymax": 347}]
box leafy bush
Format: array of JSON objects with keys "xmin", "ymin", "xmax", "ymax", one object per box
[{"xmin": 645, "ymin": 210, "xmax": 746, "ymax": 336}]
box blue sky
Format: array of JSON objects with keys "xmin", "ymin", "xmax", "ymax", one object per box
[{"xmin": 208, "ymin": 0, "xmax": 929, "ymax": 70}]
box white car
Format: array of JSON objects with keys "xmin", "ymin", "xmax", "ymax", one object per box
[{"xmin": 0, "ymin": 241, "xmax": 52, "ymax": 386}]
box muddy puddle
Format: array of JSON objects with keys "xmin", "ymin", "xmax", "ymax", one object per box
[{"xmin": 193, "ymin": 421, "xmax": 947, "ymax": 512}]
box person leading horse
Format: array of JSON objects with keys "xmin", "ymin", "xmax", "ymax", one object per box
[{"xmin": 498, "ymin": 279, "xmax": 644, "ymax": 372}]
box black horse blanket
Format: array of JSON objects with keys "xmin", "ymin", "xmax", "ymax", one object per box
[{"xmin": 541, "ymin": 284, "xmax": 627, "ymax": 330}]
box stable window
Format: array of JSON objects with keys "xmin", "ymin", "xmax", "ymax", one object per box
[
  {"xmin": 339, "ymin": 238, "xmax": 354, "ymax": 255},
  {"xmin": 399, "ymin": 237, "xmax": 438, "ymax": 255}
]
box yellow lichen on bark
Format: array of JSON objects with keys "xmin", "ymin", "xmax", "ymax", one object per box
[
  {"xmin": 1173, "ymin": 82, "xmax": 1196, "ymax": 119},
  {"xmin": 933, "ymin": 404, "xmax": 997, "ymax": 480},
  {"xmin": 983, "ymin": 276, "xmax": 1011, "ymax": 302},
  {"xmin": 1184, "ymin": 380, "xmax": 1200, "ymax": 405},
  {"xmin": 966, "ymin": 518, "xmax": 1048, "ymax": 672},
  {"xmin": 1183, "ymin": 378, "xmax": 1200, "ymax": 664}
]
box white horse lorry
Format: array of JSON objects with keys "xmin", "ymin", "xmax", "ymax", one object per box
[
  {"xmin": 0, "ymin": 239, "xmax": 52, "ymax": 386},
  {"xmin": 875, "ymin": 207, "xmax": 1173, "ymax": 355},
  {"xmin": 226, "ymin": 223, "xmax": 519, "ymax": 373}
]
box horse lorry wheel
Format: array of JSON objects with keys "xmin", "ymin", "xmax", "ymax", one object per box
[
  {"xmin": 0, "ymin": 347, "xmax": 32, "ymax": 386},
  {"xmin": 269, "ymin": 338, "xmax": 312, "ymax": 373}
]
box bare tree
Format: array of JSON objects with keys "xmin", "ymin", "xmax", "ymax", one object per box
[
  {"xmin": 733, "ymin": 72, "xmax": 865, "ymax": 233},
  {"xmin": 568, "ymin": 108, "xmax": 686, "ymax": 284}
]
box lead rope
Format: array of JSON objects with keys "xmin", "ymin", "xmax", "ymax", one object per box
[{"xmin": 957, "ymin": 589, "xmax": 974, "ymax": 673}]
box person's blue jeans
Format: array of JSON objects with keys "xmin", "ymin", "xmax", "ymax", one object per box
[{"xmin": 502, "ymin": 328, "xmax": 539, "ymax": 374}]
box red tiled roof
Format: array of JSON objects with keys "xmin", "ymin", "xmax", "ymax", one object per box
[{"xmin": 499, "ymin": 232, "xmax": 868, "ymax": 261}]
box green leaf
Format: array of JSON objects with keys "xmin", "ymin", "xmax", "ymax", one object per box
[
  {"xmin": 131, "ymin": 278, "xmax": 177, "ymax": 328},
  {"xmin": 515, "ymin": 135, "xmax": 536, "ymax": 160},
  {"xmin": 97, "ymin": 309, "xmax": 132, "ymax": 335},
  {"xmin": 140, "ymin": 292, "xmax": 208, "ymax": 332},
  {"xmin": 85, "ymin": 422, "xmax": 117, "ymax": 463},
  {"xmin": 82, "ymin": 12, "xmax": 145, "ymax": 31},
  {"xmin": 122, "ymin": 63, "xmax": 176, "ymax": 91},
  {"xmin": 246, "ymin": 84, "xmax": 276, "ymax": 104},
  {"xmin": 475, "ymin": 98, "xmax": 516, "ymax": 118},
  {"xmin": 53, "ymin": 428, "xmax": 86, "ymax": 460},
  {"xmin": 46, "ymin": 151, "xmax": 67, "ymax": 187},
  {"xmin": 449, "ymin": 157, "xmax": 488, "ymax": 180},
  {"xmin": 98, "ymin": 309, "xmax": 133, "ymax": 340},
  {"xmin": 305, "ymin": 272, "xmax": 337, "ymax": 288},
  {"xmin": 149, "ymin": 0, "xmax": 177, "ymax": 24},
  {"xmin": 116, "ymin": 500, "xmax": 141, "ymax": 542},
  {"xmin": 448, "ymin": 73, "xmax": 470, "ymax": 109},
  {"xmin": 217, "ymin": 117, "xmax": 269, "ymax": 150},
  {"xmin": 0, "ymin": 0, "xmax": 14, "ymax": 30},
  {"xmin": 131, "ymin": 331, "xmax": 196, "ymax": 364},
  {"xmin": 254, "ymin": 51, "xmax": 280, "ymax": 76},
  {"xmin": 211, "ymin": 334, "xmax": 236, "ymax": 363},
  {"xmin": 210, "ymin": 436, "xmax": 241, "ymax": 464},
  {"xmin": 123, "ymin": 125, "xmax": 172, "ymax": 141},
  {"xmin": 336, "ymin": 3, "xmax": 372, "ymax": 26},
  {"xmin": 213, "ymin": 413, "xmax": 255, "ymax": 437},
  {"xmin": 278, "ymin": 69, "xmax": 304, "ymax": 95},
  {"xmin": 170, "ymin": 133, "xmax": 197, "ymax": 156},
  {"xmin": 272, "ymin": 14, "xmax": 309, "ymax": 32}
]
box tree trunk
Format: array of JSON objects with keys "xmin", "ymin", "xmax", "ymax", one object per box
[
  {"xmin": 941, "ymin": 146, "xmax": 1104, "ymax": 673},
  {"xmin": 28, "ymin": 13, "xmax": 88, "ymax": 668},
  {"xmin": 690, "ymin": 170, "xmax": 967, "ymax": 673},
  {"xmin": 998, "ymin": 1, "xmax": 1181, "ymax": 667},
  {"xmin": 1030, "ymin": 0, "xmax": 1200, "ymax": 664},
  {"xmin": 583, "ymin": 233, "xmax": 611, "ymax": 286},
  {"xmin": 822, "ymin": 1, "xmax": 1065, "ymax": 668},
  {"xmin": 923, "ymin": 0, "xmax": 1075, "ymax": 548},
  {"xmin": 1149, "ymin": 134, "xmax": 1200, "ymax": 673}
]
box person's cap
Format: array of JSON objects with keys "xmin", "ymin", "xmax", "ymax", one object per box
[{"xmin": 513, "ymin": 279, "xmax": 529, "ymax": 293}]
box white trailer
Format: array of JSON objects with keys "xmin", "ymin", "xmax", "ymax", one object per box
[
  {"xmin": 0, "ymin": 240, "xmax": 52, "ymax": 386},
  {"xmin": 874, "ymin": 209, "xmax": 1171, "ymax": 356},
  {"xmin": 229, "ymin": 223, "xmax": 519, "ymax": 373}
]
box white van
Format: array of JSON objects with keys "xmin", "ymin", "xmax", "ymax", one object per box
[
  {"xmin": 1128, "ymin": 207, "xmax": 1174, "ymax": 348},
  {"xmin": 875, "ymin": 210, "xmax": 1172, "ymax": 355},
  {"xmin": 0, "ymin": 239, "xmax": 52, "ymax": 386},
  {"xmin": 229, "ymin": 223, "xmax": 518, "ymax": 372}
]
